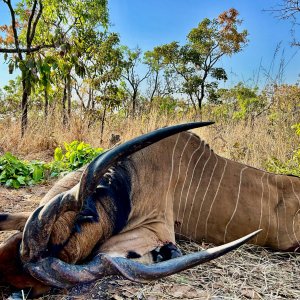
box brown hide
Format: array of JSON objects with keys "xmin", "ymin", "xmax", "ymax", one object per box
[
  {"xmin": 3, "ymin": 131, "xmax": 299, "ymax": 258},
  {"xmin": 40, "ymin": 167, "xmax": 84, "ymax": 205},
  {"xmin": 0, "ymin": 212, "xmax": 31, "ymax": 231},
  {"xmin": 119, "ymin": 131, "xmax": 300, "ymax": 251},
  {"xmin": 53, "ymin": 131, "xmax": 300, "ymax": 255}
]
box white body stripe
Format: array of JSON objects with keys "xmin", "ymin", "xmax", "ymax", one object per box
[
  {"xmin": 176, "ymin": 138, "xmax": 202, "ymax": 219},
  {"xmin": 223, "ymin": 166, "xmax": 248, "ymax": 243},
  {"xmin": 185, "ymin": 146, "xmax": 212, "ymax": 234},
  {"xmin": 179, "ymin": 142, "xmax": 206, "ymax": 234},
  {"xmin": 254, "ymin": 172, "xmax": 266, "ymax": 243},
  {"xmin": 164, "ymin": 134, "xmax": 180, "ymax": 217},
  {"xmin": 194, "ymin": 153, "xmax": 219, "ymax": 237},
  {"xmin": 204, "ymin": 158, "xmax": 228, "ymax": 238}
]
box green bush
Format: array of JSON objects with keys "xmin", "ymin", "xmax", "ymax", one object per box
[
  {"xmin": 50, "ymin": 141, "xmax": 104, "ymax": 176},
  {"xmin": 0, "ymin": 153, "xmax": 45, "ymax": 188},
  {"xmin": 0, "ymin": 141, "xmax": 104, "ymax": 188}
]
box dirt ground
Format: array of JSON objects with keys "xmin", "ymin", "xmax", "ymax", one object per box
[{"xmin": 0, "ymin": 182, "xmax": 299, "ymax": 300}]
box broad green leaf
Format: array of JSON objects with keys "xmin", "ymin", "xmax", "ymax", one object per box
[
  {"xmin": 32, "ymin": 166, "xmax": 44, "ymax": 182},
  {"xmin": 54, "ymin": 147, "xmax": 63, "ymax": 161},
  {"xmin": 69, "ymin": 152, "xmax": 76, "ymax": 164},
  {"xmin": 5, "ymin": 179, "xmax": 13, "ymax": 188},
  {"xmin": 17, "ymin": 176, "xmax": 26, "ymax": 185}
]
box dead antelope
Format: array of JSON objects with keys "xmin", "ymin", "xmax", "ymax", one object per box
[{"xmin": 1, "ymin": 121, "xmax": 298, "ymax": 296}]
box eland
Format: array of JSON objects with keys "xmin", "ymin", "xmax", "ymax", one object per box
[{"xmin": 1, "ymin": 121, "xmax": 298, "ymax": 296}]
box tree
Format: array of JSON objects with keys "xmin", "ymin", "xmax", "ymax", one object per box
[
  {"xmin": 155, "ymin": 8, "xmax": 248, "ymax": 113},
  {"xmin": 0, "ymin": 0, "xmax": 109, "ymax": 136},
  {"xmin": 121, "ymin": 47, "xmax": 151, "ymax": 117},
  {"xmin": 82, "ymin": 32, "xmax": 123, "ymax": 110},
  {"xmin": 221, "ymin": 83, "xmax": 266, "ymax": 121},
  {"xmin": 1, "ymin": 78, "xmax": 22, "ymax": 115},
  {"xmin": 76, "ymin": 32, "xmax": 123, "ymax": 137},
  {"xmin": 1, "ymin": 0, "xmax": 47, "ymax": 136},
  {"xmin": 144, "ymin": 48, "xmax": 177, "ymax": 107}
]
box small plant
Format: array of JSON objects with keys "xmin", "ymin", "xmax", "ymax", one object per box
[
  {"xmin": 52, "ymin": 141, "xmax": 104, "ymax": 171},
  {"xmin": 0, "ymin": 141, "xmax": 104, "ymax": 188}
]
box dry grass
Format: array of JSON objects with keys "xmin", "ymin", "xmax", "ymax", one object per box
[
  {"xmin": 0, "ymin": 111, "xmax": 189, "ymax": 158},
  {"xmin": 195, "ymin": 118, "xmax": 298, "ymax": 169},
  {"xmin": 0, "ymin": 111, "xmax": 298, "ymax": 171}
]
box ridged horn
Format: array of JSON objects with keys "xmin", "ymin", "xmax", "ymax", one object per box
[
  {"xmin": 26, "ymin": 230, "xmax": 261, "ymax": 288},
  {"xmin": 78, "ymin": 122, "xmax": 214, "ymax": 204}
]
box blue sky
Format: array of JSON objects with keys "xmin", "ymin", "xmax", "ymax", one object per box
[
  {"xmin": 0, "ymin": 0, "xmax": 299, "ymax": 88},
  {"xmin": 107, "ymin": 0, "xmax": 299, "ymax": 87}
]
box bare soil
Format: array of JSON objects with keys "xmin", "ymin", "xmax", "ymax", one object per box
[{"xmin": 0, "ymin": 182, "xmax": 299, "ymax": 300}]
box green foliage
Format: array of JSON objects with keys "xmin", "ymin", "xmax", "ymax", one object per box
[
  {"xmin": 208, "ymin": 103, "xmax": 231, "ymax": 121},
  {"xmin": 52, "ymin": 141, "xmax": 104, "ymax": 173},
  {"xmin": 231, "ymin": 85, "xmax": 263, "ymax": 120},
  {"xmin": 1, "ymin": 79, "xmax": 22, "ymax": 115},
  {"xmin": 0, "ymin": 141, "xmax": 104, "ymax": 188},
  {"xmin": 208, "ymin": 83, "xmax": 267, "ymax": 122},
  {"xmin": 265, "ymin": 123, "xmax": 300, "ymax": 177},
  {"xmin": 151, "ymin": 96, "xmax": 178, "ymax": 115},
  {"xmin": 0, "ymin": 153, "xmax": 45, "ymax": 188}
]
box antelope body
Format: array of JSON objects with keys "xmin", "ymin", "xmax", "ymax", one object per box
[{"xmin": 0, "ymin": 122, "xmax": 298, "ymax": 297}]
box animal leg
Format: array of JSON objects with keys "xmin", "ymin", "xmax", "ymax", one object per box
[{"xmin": 0, "ymin": 212, "xmax": 31, "ymax": 231}]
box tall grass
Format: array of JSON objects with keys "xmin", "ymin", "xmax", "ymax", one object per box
[{"xmin": 0, "ymin": 107, "xmax": 298, "ymax": 172}]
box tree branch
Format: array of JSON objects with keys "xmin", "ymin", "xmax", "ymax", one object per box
[
  {"xmin": 29, "ymin": 0, "xmax": 43, "ymax": 46},
  {"xmin": 26, "ymin": 0, "xmax": 38, "ymax": 46},
  {"xmin": 5, "ymin": 0, "xmax": 22, "ymax": 59},
  {"xmin": 0, "ymin": 44, "xmax": 56, "ymax": 53},
  {"xmin": 266, "ymin": 0, "xmax": 300, "ymax": 20}
]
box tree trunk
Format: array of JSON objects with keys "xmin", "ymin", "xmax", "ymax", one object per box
[
  {"xmin": 198, "ymin": 83, "xmax": 205, "ymax": 111},
  {"xmin": 44, "ymin": 89, "xmax": 49, "ymax": 119},
  {"xmin": 62, "ymin": 78, "xmax": 67, "ymax": 125},
  {"xmin": 87, "ymin": 86, "xmax": 92, "ymax": 109},
  {"xmin": 198, "ymin": 70, "xmax": 208, "ymax": 112},
  {"xmin": 132, "ymin": 89, "xmax": 137, "ymax": 117},
  {"xmin": 100, "ymin": 103, "xmax": 107, "ymax": 143},
  {"xmin": 91, "ymin": 89, "xmax": 95, "ymax": 109},
  {"xmin": 149, "ymin": 71, "xmax": 159, "ymax": 104},
  {"xmin": 21, "ymin": 75, "xmax": 29, "ymax": 137},
  {"xmin": 188, "ymin": 94, "xmax": 198, "ymax": 114},
  {"xmin": 67, "ymin": 73, "xmax": 71, "ymax": 119}
]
